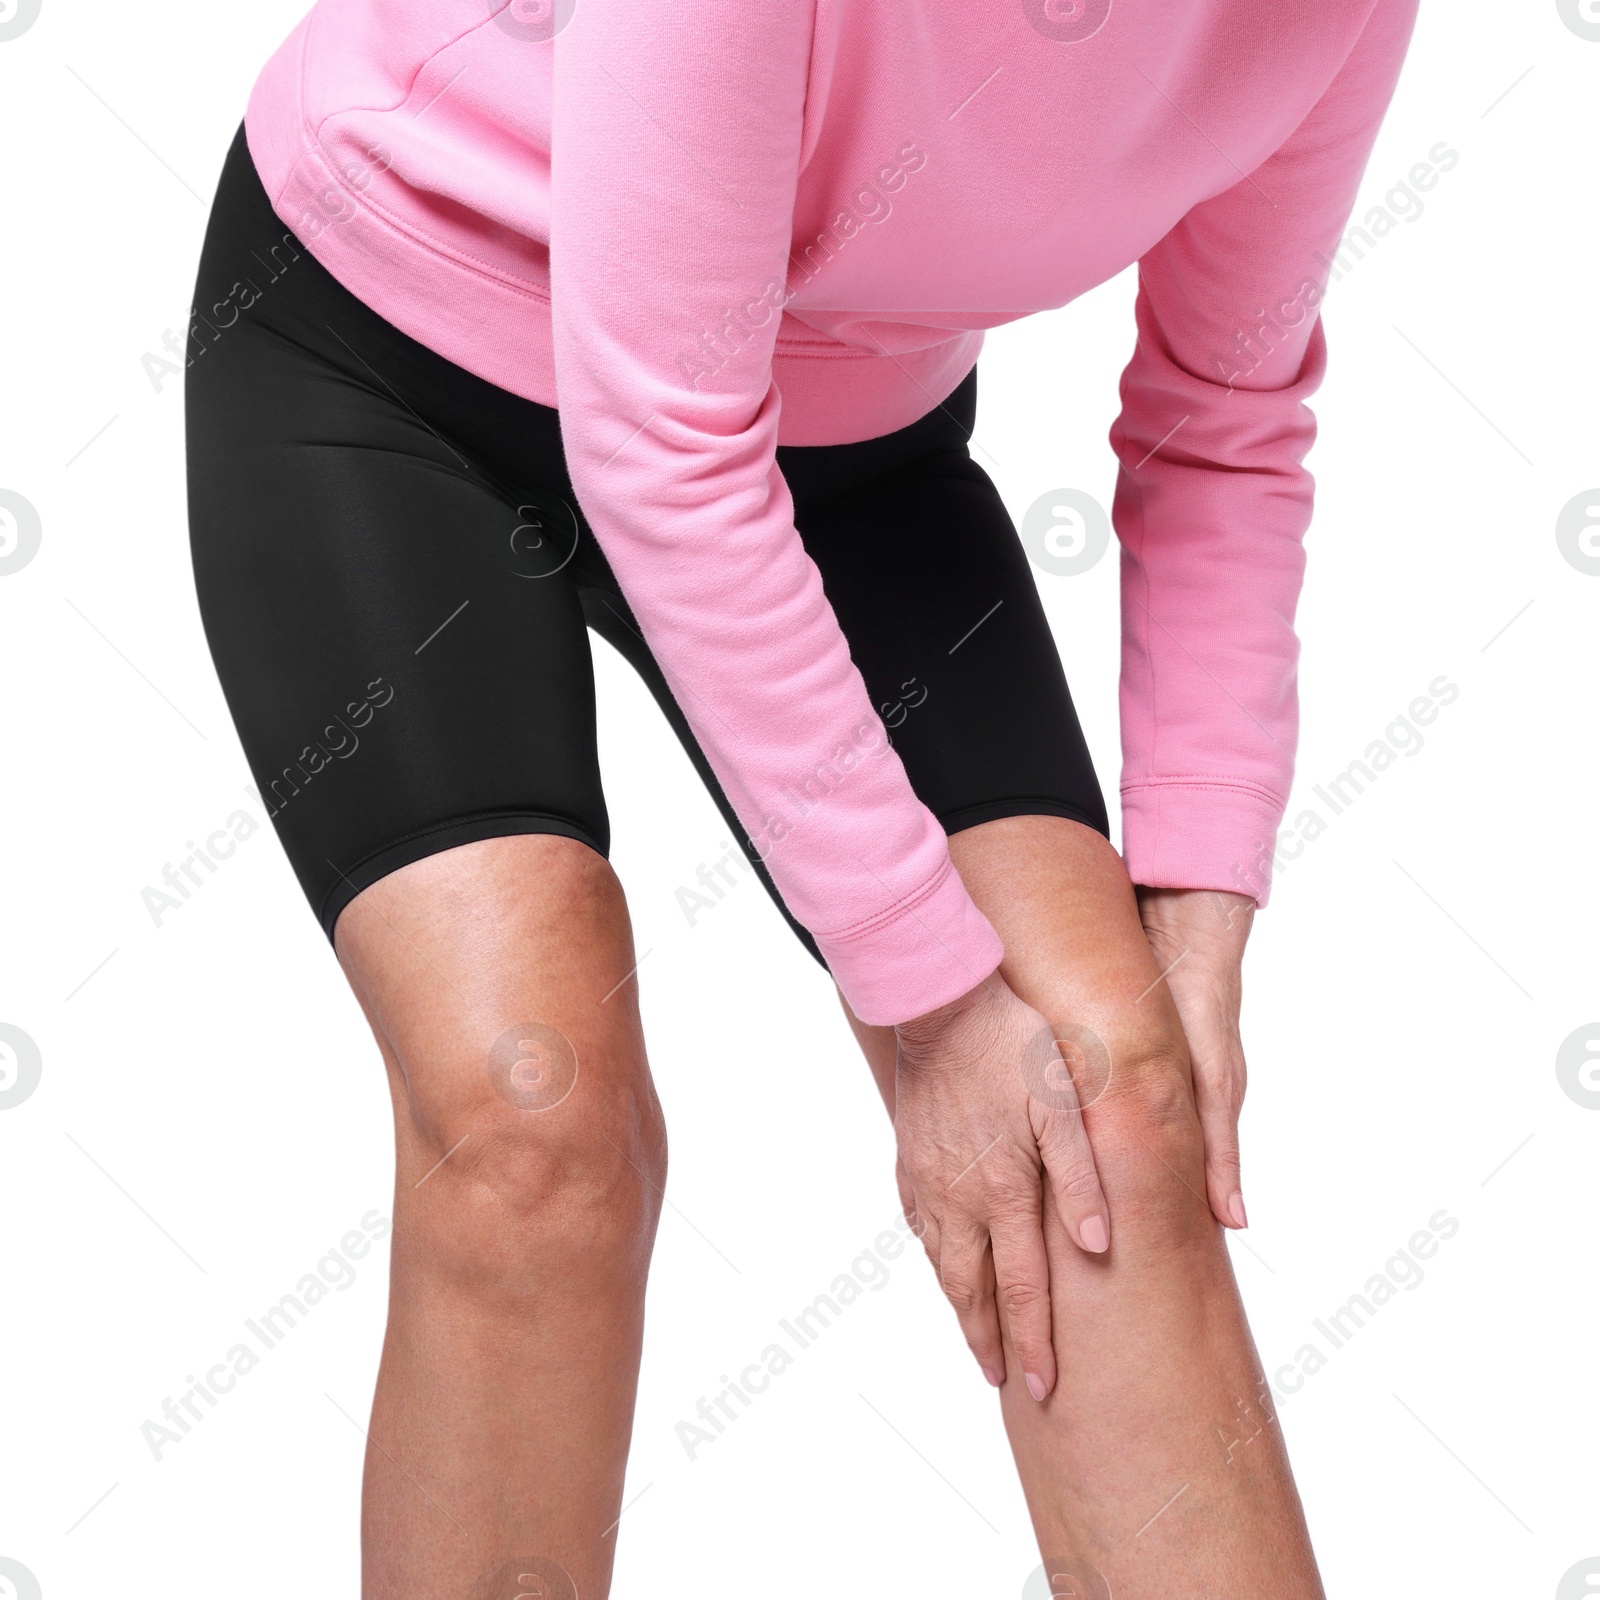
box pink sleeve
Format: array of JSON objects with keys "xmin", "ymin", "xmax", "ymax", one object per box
[
  {"xmin": 1110, "ymin": 0, "xmax": 1420, "ymax": 907},
  {"xmin": 549, "ymin": 0, "xmax": 1002, "ymax": 1026}
]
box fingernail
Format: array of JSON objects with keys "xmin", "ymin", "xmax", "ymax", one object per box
[
  {"xmin": 982, "ymin": 1365, "xmax": 1004, "ymax": 1388},
  {"xmin": 1228, "ymin": 1192, "xmax": 1249, "ymax": 1229},
  {"xmin": 1079, "ymin": 1213, "xmax": 1109, "ymax": 1253},
  {"xmin": 1025, "ymin": 1372, "xmax": 1048, "ymax": 1402}
]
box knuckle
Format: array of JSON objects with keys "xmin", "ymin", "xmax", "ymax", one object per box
[
  {"xmin": 1198, "ymin": 1059, "xmax": 1248, "ymax": 1111},
  {"xmin": 1052, "ymin": 1159, "xmax": 1106, "ymax": 1205},
  {"xmin": 1209, "ymin": 1144, "xmax": 1243, "ymax": 1178},
  {"xmin": 978, "ymin": 1173, "xmax": 1041, "ymax": 1222},
  {"xmin": 898, "ymin": 1159, "xmax": 937, "ymax": 1204},
  {"xmin": 893, "ymin": 1139, "xmax": 926, "ymax": 1180},
  {"xmin": 941, "ymin": 1275, "xmax": 984, "ymax": 1316},
  {"xmin": 997, "ymin": 1278, "xmax": 1047, "ymax": 1320}
]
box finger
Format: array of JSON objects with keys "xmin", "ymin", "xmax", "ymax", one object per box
[
  {"xmin": 1033, "ymin": 1102, "xmax": 1111, "ymax": 1255},
  {"xmin": 1155, "ymin": 934, "xmax": 1249, "ymax": 1230},
  {"xmin": 935, "ymin": 1216, "xmax": 1005, "ymax": 1388},
  {"xmin": 1169, "ymin": 1000, "xmax": 1248, "ymax": 1228},
  {"xmin": 987, "ymin": 1211, "xmax": 1056, "ymax": 1400},
  {"xmin": 1191, "ymin": 1046, "xmax": 1248, "ymax": 1228}
]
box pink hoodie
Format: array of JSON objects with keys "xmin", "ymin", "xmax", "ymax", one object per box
[{"xmin": 243, "ymin": 0, "xmax": 1418, "ymax": 1025}]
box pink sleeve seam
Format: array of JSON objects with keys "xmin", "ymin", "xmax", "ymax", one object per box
[
  {"xmin": 815, "ymin": 857, "xmax": 961, "ymax": 947},
  {"xmin": 1122, "ymin": 776, "xmax": 1284, "ymax": 806}
]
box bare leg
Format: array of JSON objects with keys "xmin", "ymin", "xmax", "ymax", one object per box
[
  {"xmin": 335, "ymin": 836, "xmax": 666, "ymax": 1600},
  {"xmin": 845, "ymin": 816, "xmax": 1321, "ymax": 1595}
]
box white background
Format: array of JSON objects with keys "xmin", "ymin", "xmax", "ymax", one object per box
[{"xmin": 1, "ymin": 1, "xmax": 1595, "ymax": 1595}]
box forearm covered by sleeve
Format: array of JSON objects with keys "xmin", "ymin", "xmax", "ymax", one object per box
[
  {"xmin": 1110, "ymin": 0, "xmax": 1419, "ymax": 906},
  {"xmin": 549, "ymin": 1, "xmax": 1002, "ymax": 1024}
]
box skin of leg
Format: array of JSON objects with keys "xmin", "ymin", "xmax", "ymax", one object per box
[
  {"xmin": 844, "ymin": 816, "xmax": 1322, "ymax": 1595},
  {"xmin": 334, "ymin": 835, "xmax": 666, "ymax": 1600}
]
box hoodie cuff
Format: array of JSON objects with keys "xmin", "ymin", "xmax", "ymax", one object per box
[
  {"xmin": 1120, "ymin": 779, "xmax": 1288, "ymax": 908},
  {"xmin": 814, "ymin": 857, "xmax": 1005, "ymax": 1027}
]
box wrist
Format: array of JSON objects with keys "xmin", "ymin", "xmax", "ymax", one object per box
[
  {"xmin": 1136, "ymin": 883, "xmax": 1253, "ymax": 919},
  {"xmin": 894, "ymin": 973, "xmax": 1002, "ymax": 1048},
  {"xmin": 1136, "ymin": 885, "xmax": 1254, "ymax": 956}
]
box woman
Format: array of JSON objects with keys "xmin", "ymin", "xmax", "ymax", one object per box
[{"xmin": 185, "ymin": 0, "xmax": 1417, "ymax": 1592}]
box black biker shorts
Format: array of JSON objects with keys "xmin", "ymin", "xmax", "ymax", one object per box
[{"xmin": 185, "ymin": 124, "xmax": 1108, "ymax": 966}]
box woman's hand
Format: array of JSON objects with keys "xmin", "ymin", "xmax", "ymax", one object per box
[
  {"xmin": 1134, "ymin": 886, "xmax": 1254, "ymax": 1231},
  {"xmin": 892, "ymin": 974, "xmax": 1110, "ymax": 1400}
]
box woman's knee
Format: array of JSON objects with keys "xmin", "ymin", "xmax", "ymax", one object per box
[
  {"xmin": 339, "ymin": 835, "xmax": 667, "ymax": 1303},
  {"xmin": 398, "ymin": 1055, "xmax": 667, "ymax": 1305},
  {"xmin": 1084, "ymin": 1043, "xmax": 1212, "ymax": 1248}
]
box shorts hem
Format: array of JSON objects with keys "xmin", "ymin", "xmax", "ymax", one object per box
[
  {"xmin": 318, "ymin": 812, "xmax": 608, "ymax": 941},
  {"xmin": 937, "ymin": 797, "xmax": 1111, "ymax": 840}
]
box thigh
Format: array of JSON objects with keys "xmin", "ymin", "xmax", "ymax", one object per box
[
  {"xmin": 335, "ymin": 833, "xmax": 662, "ymax": 1199},
  {"xmin": 186, "ymin": 135, "xmax": 610, "ymax": 939},
  {"xmin": 583, "ymin": 368, "xmax": 1110, "ymax": 972},
  {"xmin": 786, "ymin": 398, "xmax": 1109, "ymax": 842}
]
